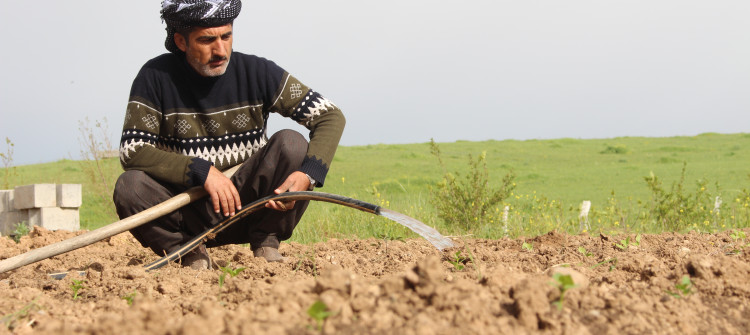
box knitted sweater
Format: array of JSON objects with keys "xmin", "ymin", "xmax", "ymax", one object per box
[{"xmin": 119, "ymin": 52, "xmax": 345, "ymax": 187}]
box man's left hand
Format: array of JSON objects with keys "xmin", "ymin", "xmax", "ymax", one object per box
[{"xmin": 266, "ymin": 171, "xmax": 313, "ymax": 211}]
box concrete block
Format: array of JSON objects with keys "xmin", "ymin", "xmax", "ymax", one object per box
[
  {"xmin": 56, "ymin": 184, "xmax": 82, "ymax": 208},
  {"xmin": 0, "ymin": 190, "xmax": 13, "ymax": 212},
  {"xmin": 14, "ymin": 184, "xmax": 57, "ymax": 209},
  {"xmin": 0, "ymin": 211, "xmax": 29, "ymax": 236},
  {"xmin": 28, "ymin": 207, "xmax": 79, "ymax": 231}
]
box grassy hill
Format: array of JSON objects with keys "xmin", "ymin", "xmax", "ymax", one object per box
[{"xmin": 3, "ymin": 133, "xmax": 749, "ymax": 243}]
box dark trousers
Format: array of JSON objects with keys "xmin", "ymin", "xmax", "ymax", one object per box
[{"xmin": 112, "ymin": 130, "xmax": 310, "ymax": 256}]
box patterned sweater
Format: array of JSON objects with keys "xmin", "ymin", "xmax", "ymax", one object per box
[{"xmin": 119, "ymin": 52, "xmax": 345, "ymax": 187}]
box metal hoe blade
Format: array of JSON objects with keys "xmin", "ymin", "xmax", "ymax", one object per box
[{"xmin": 377, "ymin": 208, "xmax": 454, "ymax": 250}]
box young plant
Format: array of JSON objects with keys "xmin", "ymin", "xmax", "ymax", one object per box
[
  {"xmin": 70, "ymin": 279, "xmax": 86, "ymax": 300},
  {"xmin": 522, "ymin": 242, "xmax": 534, "ymax": 251},
  {"xmin": 615, "ymin": 234, "xmax": 641, "ymax": 250},
  {"xmin": 591, "ymin": 258, "xmax": 618, "ymax": 272},
  {"xmin": 730, "ymin": 230, "xmax": 747, "ymax": 241},
  {"xmin": 577, "ymin": 246, "xmax": 593, "ymax": 257},
  {"xmin": 121, "ymin": 291, "xmax": 137, "ymax": 306},
  {"xmin": 76, "ymin": 117, "xmax": 118, "ymax": 222},
  {"xmin": 11, "ymin": 222, "xmax": 30, "ymax": 243},
  {"xmin": 1, "ymin": 299, "xmax": 40, "ymax": 331},
  {"xmin": 550, "ymin": 273, "xmax": 577, "ymax": 310},
  {"xmin": 218, "ymin": 263, "xmax": 246, "ymax": 288},
  {"xmin": 0, "ymin": 137, "xmax": 17, "ymax": 189},
  {"xmin": 307, "ymin": 300, "xmax": 335, "ymax": 331},
  {"xmin": 666, "ymin": 275, "xmax": 693, "ymax": 298},
  {"xmin": 449, "ymin": 251, "xmax": 468, "ymax": 271}
]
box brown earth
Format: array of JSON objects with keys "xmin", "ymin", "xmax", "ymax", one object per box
[{"xmin": 1, "ymin": 227, "xmax": 750, "ymax": 334}]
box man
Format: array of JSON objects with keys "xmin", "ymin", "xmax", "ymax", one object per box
[{"xmin": 113, "ymin": 0, "xmax": 345, "ymax": 269}]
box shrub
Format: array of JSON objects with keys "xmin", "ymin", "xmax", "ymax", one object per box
[
  {"xmin": 642, "ymin": 162, "xmax": 715, "ymax": 231},
  {"xmin": 429, "ymin": 139, "xmax": 515, "ymax": 231}
]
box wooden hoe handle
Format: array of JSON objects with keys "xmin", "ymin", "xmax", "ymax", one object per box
[{"xmin": 0, "ymin": 165, "xmax": 241, "ymax": 274}]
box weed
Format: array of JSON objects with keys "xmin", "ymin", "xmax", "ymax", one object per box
[
  {"xmin": 643, "ymin": 163, "xmax": 715, "ymax": 231},
  {"xmin": 76, "ymin": 117, "xmax": 117, "ymax": 219},
  {"xmin": 730, "ymin": 230, "xmax": 746, "ymax": 241},
  {"xmin": 429, "ymin": 139, "xmax": 516, "ymax": 231},
  {"xmin": 592, "ymin": 258, "xmax": 618, "ymax": 271},
  {"xmin": 522, "ymin": 242, "xmax": 533, "ymax": 251},
  {"xmin": 70, "ymin": 279, "xmax": 86, "ymax": 300},
  {"xmin": 666, "ymin": 275, "xmax": 693, "ymax": 298},
  {"xmin": 218, "ymin": 263, "xmax": 246, "ymax": 288},
  {"xmin": 0, "ymin": 137, "xmax": 17, "ymax": 189},
  {"xmin": 462, "ymin": 244, "xmax": 484, "ymax": 281},
  {"xmin": 1, "ymin": 299, "xmax": 40, "ymax": 331},
  {"xmin": 375, "ymin": 232, "xmax": 405, "ymax": 242},
  {"xmin": 550, "ymin": 273, "xmax": 577, "ymax": 310},
  {"xmin": 615, "ymin": 234, "xmax": 641, "ymax": 250},
  {"xmin": 577, "ymin": 246, "xmax": 593, "ymax": 257},
  {"xmin": 725, "ymin": 229, "xmax": 750, "ymax": 255},
  {"xmin": 307, "ymin": 300, "xmax": 335, "ymax": 332},
  {"xmin": 121, "ymin": 291, "xmax": 137, "ymax": 306},
  {"xmin": 449, "ymin": 251, "xmax": 468, "ymax": 271},
  {"xmin": 294, "ymin": 247, "xmax": 318, "ymax": 277},
  {"xmin": 11, "ymin": 221, "xmax": 30, "ymax": 243}
]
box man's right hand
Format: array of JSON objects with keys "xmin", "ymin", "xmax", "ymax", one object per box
[{"xmin": 204, "ymin": 165, "xmax": 242, "ymax": 216}]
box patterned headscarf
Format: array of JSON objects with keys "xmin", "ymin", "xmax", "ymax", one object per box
[{"xmin": 161, "ymin": 0, "xmax": 242, "ymax": 53}]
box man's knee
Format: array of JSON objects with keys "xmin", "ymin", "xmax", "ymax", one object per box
[
  {"xmin": 112, "ymin": 170, "xmax": 164, "ymax": 216},
  {"xmin": 269, "ymin": 129, "xmax": 308, "ymax": 163}
]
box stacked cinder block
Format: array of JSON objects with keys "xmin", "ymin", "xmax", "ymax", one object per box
[{"xmin": 0, "ymin": 184, "xmax": 81, "ymax": 236}]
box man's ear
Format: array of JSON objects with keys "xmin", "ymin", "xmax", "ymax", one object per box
[{"xmin": 174, "ymin": 33, "xmax": 188, "ymax": 52}]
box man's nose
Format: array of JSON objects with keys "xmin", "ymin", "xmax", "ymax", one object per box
[{"xmin": 213, "ymin": 41, "xmax": 227, "ymax": 57}]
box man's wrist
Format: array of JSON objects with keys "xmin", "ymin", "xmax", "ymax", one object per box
[{"xmin": 305, "ymin": 173, "xmax": 316, "ymax": 190}]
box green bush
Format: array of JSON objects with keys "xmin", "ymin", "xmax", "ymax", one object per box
[{"xmin": 429, "ymin": 139, "xmax": 515, "ymax": 231}]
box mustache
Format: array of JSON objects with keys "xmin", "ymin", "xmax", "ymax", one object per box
[{"xmin": 209, "ymin": 55, "xmax": 228, "ymax": 63}]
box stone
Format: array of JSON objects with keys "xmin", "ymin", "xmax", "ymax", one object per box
[
  {"xmin": 28, "ymin": 207, "xmax": 80, "ymax": 231},
  {"xmin": 56, "ymin": 184, "xmax": 82, "ymax": 208},
  {"xmin": 0, "ymin": 211, "xmax": 29, "ymax": 236},
  {"xmin": 14, "ymin": 184, "xmax": 57, "ymax": 209},
  {"xmin": 0, "ymin": 190, "xmax": 13, "ymax": 212}
]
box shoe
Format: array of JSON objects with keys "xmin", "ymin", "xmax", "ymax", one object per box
[
  {"xmin": 182, "ymin": 244, "xmax": 211, "ymax": 270},
  {"xmin": 253, "ymin": 246, "xmax": 285, "ymax": 262}
]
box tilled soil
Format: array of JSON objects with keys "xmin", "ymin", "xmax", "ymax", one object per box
[{"xmin": 1, "ymin": 227, "xmax": 750, "ymax": 334}]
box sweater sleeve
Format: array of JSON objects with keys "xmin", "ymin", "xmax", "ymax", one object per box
[{"xmin": 268, "ymin": 73, "xmax": 345, "ymax": 187}]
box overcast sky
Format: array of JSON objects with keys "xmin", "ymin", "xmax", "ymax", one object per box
[{"xmin": 1, "ymin": 1, "xmax": 748, "ymax": 166}]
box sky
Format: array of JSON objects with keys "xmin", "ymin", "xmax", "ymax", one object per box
[{"xmin": 1, "ymin": 1, "xmax": 748, "ymax": 166}]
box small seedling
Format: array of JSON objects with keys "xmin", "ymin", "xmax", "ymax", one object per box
[
  {"xmin": 449, "ymin": 251, "xmax": 468, "ymax": 271},
  {"xmin": 218, "ymin": 263, "xmax": 246, "ymax": 288},
  {"xmin": 307, "ymin": 300, "xmax": 335, "ymax": 331},
  {"xmin": 666, "ymin": 275, "xmax": 693, "ymax": 298},
  {"xmin": 11, "ymin": 222, "xmax": 30, "ymax": 243},
  {"xmin": 591, "ymin": 258, "xmax": 618, "ymax": 271},
  {"xmin": 522, "ymin": 242, "xmax": 534, "ymax": 251},
  {"xmin": 70, "ymin": 279, "xmax": 86, "ymax": 300},
  {"xmin": 727, "ymin": 230, "xmax": 750, "ymax": 254},
  {"xmin": 577, "ymin": 246, "xmax": 593, "ymax": 257},
  {"xmin": 550, "ymin": 273, "xmax": 577, "ymax": 310},
  {"xmin": 375, "ymin": 232, "xmax": 405, "ymax": 242},
  {"xmin": 121, "ymin": 291, "xmax": 137, "ymax": 306},
  {"xmin": 730, "ymin": 230, "xmax": 747, "ymax": 241},
  {"xmin": 615, "ymin": 234, "xmax": 640, "ymax": 250},
  {"xmin": 1, "ymin": 299, "xmax": 40, "ymax": 331}
]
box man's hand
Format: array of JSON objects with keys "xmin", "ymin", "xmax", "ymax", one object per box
[
  {"xmin": 266, "ymin": 171, "xmax": 312, "ymax": 211},
  {"xmin": 204, "ymin": 165, "xmax": 242, "ymax": 216}
]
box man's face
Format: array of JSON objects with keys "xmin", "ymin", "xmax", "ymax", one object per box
[{"xmin": 175, "ymin": 24, "xmax": 233, "ymax": 77}]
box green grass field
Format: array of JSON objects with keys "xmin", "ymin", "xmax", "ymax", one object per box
[{"xmin": 3, "ymin": 133, "xmax": 749, "ymax": 243}]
